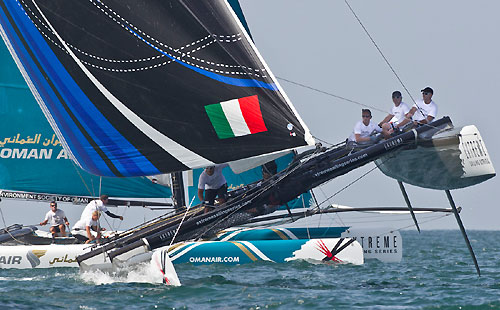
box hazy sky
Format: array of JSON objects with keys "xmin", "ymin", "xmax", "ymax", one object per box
[
  {"xmin": 1, "ymin": 1, "xmax": 498, "ymax": 232},
  {"xmin": 238, "ymin": 0, "xmax": 500, "ymax": 230}
]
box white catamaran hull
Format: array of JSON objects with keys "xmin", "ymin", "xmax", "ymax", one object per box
[
  {"xmin": 215, "ymin": 226, "xmax": 402, "ymax": 263},
  {"xmin": 0, "ymin": 237, "xmax": 363, "ymax": 269},
  {"xmin": 0, "ymin": 227, "xmax": 405, "ymax": 269},
  {"xmin": 0, "ymin": 244, "xmax": 89, "ymax": 269}
]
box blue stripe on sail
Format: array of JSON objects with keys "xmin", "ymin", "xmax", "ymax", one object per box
[
  {"xmin": 9, "ymin": 2, "xmax": 147, "ymax": 176},
  {"xmin": 0, "ymin": 6, "xmax": 104, "ymax": 175},
  {"xmin": 2, "ymin": 2, "xmax": 115, "ymax": 175},
  {"xmin": 3, "ymin": 1, "xmax": 160, "ymax": 177},
  {"xmin": 125, "ymin": 26, "xmax": 279, "ymax": 91}
]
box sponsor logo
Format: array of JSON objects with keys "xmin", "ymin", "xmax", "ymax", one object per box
[
  {"xmin": 314, "ymin": 153, "xmax": 369, "ymax": 177},
  {"xmin": 26, "ymin": 250, "xmax": 47, "ymax": 268},
  {"xmin": 0, "ymin": 255, "xmax": 22, "ymax": 265},
  {"xmin": 383, "ymin": 137, "xmax": 403, "ymax": 150},
  {"xmin": 0, "ymin": 191, "xmax": 91, "ymax": 204},
  {"xmin": 48, "ymin": 254, "xmax": 77, "ymax": 265},
  {"xmin": 354, "ymin": 235, "xmax": 398, "ymax": 254},
  {"xmin": 315, "ymin": 239, "xmax": 342, "ymax": 263},
  {"xmin": 460, "ymin": 136, "xmax": 491, "ymax": 168},
  {"xmin": 188, "ymin": 256, "xmax": 240, "ymax": 263}
]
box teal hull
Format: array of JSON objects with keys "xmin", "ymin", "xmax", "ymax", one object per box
[{"xmin": 167, "ymin": 237, "xmax": 363, "ymax": 265}]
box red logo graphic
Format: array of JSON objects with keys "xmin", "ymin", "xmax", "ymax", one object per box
[{"xmin": 315, "ymin": 239, "xmax": 343, "ymax": 263}]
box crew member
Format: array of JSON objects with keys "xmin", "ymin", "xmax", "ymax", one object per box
[
  {"xmin": 198, "ymin": 164, "xmax": 229, "ymax": 213},
  {"xmin": 72, "ymin": 210, "xmax": 104, "ymax": 244},
  {"xmin": 78, "ymin": 194, "xmax": 123, "ymax": 222},
  {"xmin": 348, "ymin": 109, "xmax": 382, "ymax": 145},
  {"xmin": 399, "ymin": 87, "xmax": 438, "ymax": 127},
  {"xmin": 378, "ymin": 90, "xmax": 411, "ymax": 137},
  {"xmin": 39, "ymin": 201, "xmax": 69, "ymax": 238}
]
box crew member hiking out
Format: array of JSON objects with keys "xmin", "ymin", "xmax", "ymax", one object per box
[{"xmin": 78, "ymin": 194, "xmax": 123, "ymax": 222}]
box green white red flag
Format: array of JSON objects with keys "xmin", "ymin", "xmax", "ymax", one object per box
[{"xmin": 205, "ymin": 95, "xmax": 268, "ymax": 139}]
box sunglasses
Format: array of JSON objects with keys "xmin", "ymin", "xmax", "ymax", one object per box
[{"xmin": 422, "ymin": 92, "xmax": 431, "ymax": 95}]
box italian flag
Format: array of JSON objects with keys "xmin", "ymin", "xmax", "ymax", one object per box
[{"xmin": 205, "ymin": 95, "xmax": 267, "ymax": 139}]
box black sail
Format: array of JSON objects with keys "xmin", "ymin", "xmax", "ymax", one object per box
[{"xmin": 0, "ymin": 0, "xmax": 313, "ymax": 177}]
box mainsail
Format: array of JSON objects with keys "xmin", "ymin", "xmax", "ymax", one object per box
[
  {"xmin": 0, "ymin": 0, "xmax": 313, "ymax": 177},
  {"xmin": 1, "ymin": 34, "xmax": 313, "ymax": 206},
  {"xmin": 0, "ymin": 38, "xmax": 171, "ymax": 199}
]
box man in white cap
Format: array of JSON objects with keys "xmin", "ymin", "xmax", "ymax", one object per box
[{"xmin": 399, "ymin": 87, "xmax": 438, "ymax": 128}]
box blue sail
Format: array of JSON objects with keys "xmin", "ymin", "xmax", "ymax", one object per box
[
  {"xmin": 0, "ymin": 0, "xmax": 313, "ymax": 177},
  {"xmin": 0, "ymin": 40, "xmax": 171, "ymax": 199}
]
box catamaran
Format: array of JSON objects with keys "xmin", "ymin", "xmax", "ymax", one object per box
[{"xmin": 0, "ymin": 0, "xmax": 494, "ymax": 284}]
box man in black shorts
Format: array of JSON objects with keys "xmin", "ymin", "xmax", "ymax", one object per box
[
  {"xmin": 39, "ymin": 201, "xmax": 70, "ymax": 237},
  {"xmin": 197, "ymin": 164, "xmax": 228, "ymax": 213}
]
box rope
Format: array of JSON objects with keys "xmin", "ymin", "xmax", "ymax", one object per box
[
  {"xmin": 343, "ymin": 0, "xmax": 426, "ymax": 120},
  {"xmin": 193, "ymin": 146, "xmax": 325, "ymax": 240},
  {"xmin": 317, "ymin": 156, "xmax": 392, "ymax": 209},
  {"xmin": 115, "ymin": 205, "xmax": 129, "ymax": 231},
  {"xmin": 318, "ymin": 186, "xmax": 347, "ymax": 228},
  {"xmin": 277, "ymin": 76, "xmax": 387, "ymax": 114},
  {"xmin": 68, "ymin": 155, "xmax": 95, "ymax": 197},
  {"xmin": 169, "ymin": 196, "xmax": 196, "ymax": 246}
]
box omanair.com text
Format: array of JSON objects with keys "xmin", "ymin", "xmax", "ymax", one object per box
[{"xmin": 189, "ymin": 256, "xmax": 240, "ymax": 263}]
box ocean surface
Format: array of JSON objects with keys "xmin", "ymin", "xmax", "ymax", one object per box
[{"xmin": 1, "ymin": 230, "xmax": 499, "ymax": 309}]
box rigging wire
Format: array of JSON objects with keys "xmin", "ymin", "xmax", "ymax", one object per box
[
  {"xmin": 316, "ymin": 156, "xmax": 392, "ymax": 209},
  {"xmin": 343, "ymin": 0, "xmax": 426, "ymax": 119},
  {"xmin": 278, "ymin": 73, "xmax": 443, "ymax": 144},
  {"xmin": 69, "ymin": 158, "xmax": 95, "ymax": 197},
  {"xmin": 115, "ymin": 204, "xmax": 129, "ymax": 231},
  {"xmin": 192, "ymin": 147, "xmax": 325, "ymax": 240},
  {"xmin": 276, "ymin": 76, "xmax": 387, "ymax": 114}
]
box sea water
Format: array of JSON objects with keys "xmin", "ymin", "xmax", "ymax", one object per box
[{"xmin": 1, "ymin": 230, "xmax": 499, "ymax": 309}]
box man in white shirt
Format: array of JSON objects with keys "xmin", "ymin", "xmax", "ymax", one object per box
[
  {"xmin": 399, "ymin": 87, "xmax": 438, "ymax": 128},
  {"xmin": 39, "ymin": 201, "xmax": 69, "ymax": 237},
  {"xmin": 79, "ymin": 194, "xmax": 123, "ymax": 223},
  {"xmin": 348, "ymin": 109, "xmax": 382, "ymax": 144},
  {"xmin": 72, "ymin": 211, "xmax": 103, "ymax": 244},
  {"xmin": 198, "ymin": 164, "xmax": 229, "ymax": 212},
  {"xmin": 378, "ymin": 91, "xmax": 411, "ymax": 137}
]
